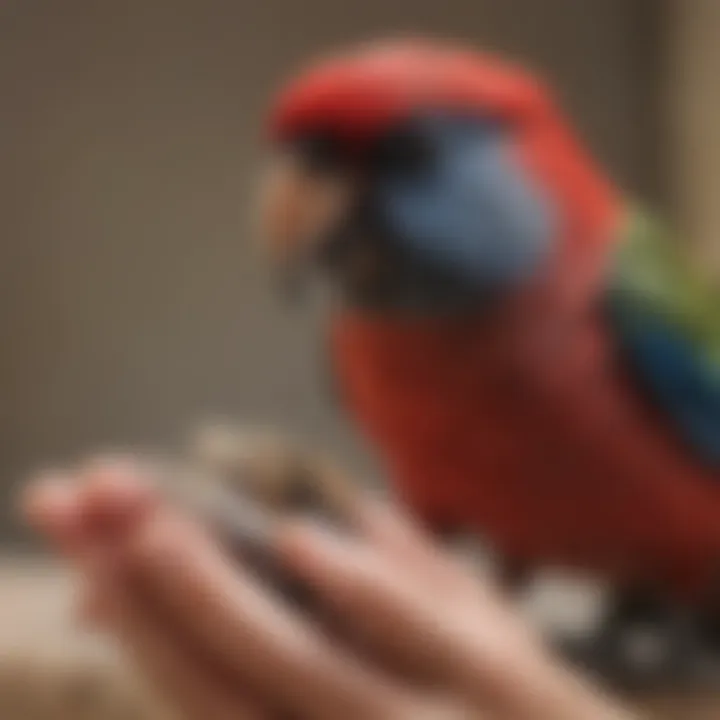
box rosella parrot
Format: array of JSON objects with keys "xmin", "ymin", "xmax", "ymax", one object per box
[{"xmin": 256, "ymin": 38, "xmax": 720, "ymax": 681}]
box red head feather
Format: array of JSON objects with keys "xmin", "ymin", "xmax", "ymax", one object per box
[{"xmin": 268, "ymin": 39, "xmax": 622, "ymax": 285}]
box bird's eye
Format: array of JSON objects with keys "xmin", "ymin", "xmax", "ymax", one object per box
[
  {"xmin": 372, "ymin": 123, "xmax": 435, "ymax": 177},
  {"xmin": 289, "ymin": 132, "xmax": 343, "ymax": 175}
]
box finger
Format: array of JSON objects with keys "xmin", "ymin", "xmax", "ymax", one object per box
[
  {"xmin": 352, "ymin": 499, "xmax": 477, "ymax": 591},
  {"xmin": 277, "ymin": 522, "xmax": 543, "ymax": 699},
  {"xmin": 117, "ymin": 504, "xmax": 415, "ymax": 720},
  {"xmin": 278, "ymin": 522, "xmax": 452, "ymax": 679},
  {"xmin": 76, "ymin": 458, "xmax": 159, "ymax": 543},
  {"xmin": 22, "ymin": 473, "xmax": 86, "ymax": 556},
  {"xmin": 23, "ymin": 464, "xmax": 157, "ymax": 631},
  {"xmin": 88, "ymin": 559, "xmax": 267, "ymax": 720},
  {"xmin": 281, "ymin": 524, "xmax": 612, "ymax": 720},
  {"xmin": 23, "ymin": 457, "xmax": 158, "ymax": 556}
]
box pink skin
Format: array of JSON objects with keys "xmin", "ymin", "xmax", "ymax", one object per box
[{"xmin": 22, "ymin": 461, "xmax": 635, "ymax": 720}]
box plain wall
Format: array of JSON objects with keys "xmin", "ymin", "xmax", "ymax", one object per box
[
  {"xmin": 668, "ymin": 0, "xmax": 720, "ymax": 265},
  {"xmin": 0, "ymin": 0, "xmax": 662, "ymax": 544}
]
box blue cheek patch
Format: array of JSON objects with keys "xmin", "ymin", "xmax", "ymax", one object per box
[{"xmin": 377, "ymin": 119, "xmax": 557, "ymax": 287}]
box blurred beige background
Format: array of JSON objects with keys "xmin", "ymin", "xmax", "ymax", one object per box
[
  {"xmin": 668, "ymin": 0, "xmax": 720, "ymax": 267},
  {"xmin": 0, "ymin": 0, "xmax": 679, "ymax": 545}
]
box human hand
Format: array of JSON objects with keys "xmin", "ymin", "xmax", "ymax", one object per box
[{"xmin": 23, "ymin": 460, "xmax": 638, "ymax": 720}]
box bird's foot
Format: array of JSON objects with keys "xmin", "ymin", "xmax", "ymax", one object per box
[{"xmin": 554, "ymin": 605, "xmax": 720, "ymax": 692}]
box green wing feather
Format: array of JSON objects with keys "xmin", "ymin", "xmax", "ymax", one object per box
[
  {"xmin": 608, "ymin": 206, "xmax": 720, "ymax": 465},
  {"xmin": 611, "ymin": 207, "xmax": 720, "ymax": 364}
]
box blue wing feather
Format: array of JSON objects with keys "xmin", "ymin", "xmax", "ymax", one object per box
[
  {"xmin": 610, "ymin": 307, "xmax": 720, "ymax": 464},
  {"xmin": 608, "ymin": 210, "xmax": 720, "ymax": 467}
]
